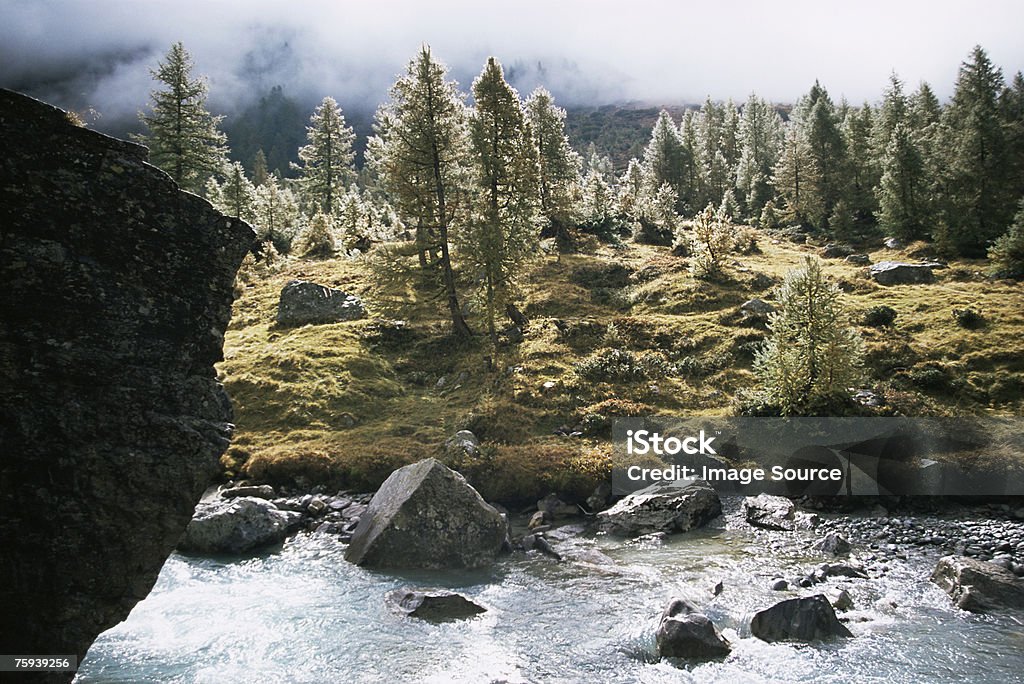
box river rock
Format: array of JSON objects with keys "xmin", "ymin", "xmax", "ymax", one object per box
[
  {"xmin": 656, "ymin": 598, "xmax": 731, "ymax": 660},
  {"xmin": 0, "ymin": 90, "xmax": 252, "ymax": 663},
  {"xmin": 869, "ymin": 261, "xmax": 935, "ymax": 285},
  {"xmin": 386, "ymin": 588, "xmax": 486, "ymax": 621},
  {"xmin": 744, "ymin": 494, "xmax": 816, "ymax": 531},
  {"xmin": 276, "ymin": 280, "xmax": 366, "ymax": 326},
  {"xmin": 537, "ymin": 493, "xmax": 578, "ymax": 518},
  {"xmin": 222, "ymin": 484, "xmax": 276, "ymax": 500},
  {"xmin": 586, "ymin": 481, "xmax": 612, "ymax": 511},
  {"xmin": 179, "ymin": 497, "xmax": 302, "ymax": 554},
  {"xmin": 597, "ymin": 480, "xmax": 722, "ymax": 536},
  {"xmin": 931, "ymin": 555, "xmax": 1024, "ymax": 613},
  {"xmin": 750, "ymin": 595, "xmax": 854, "ymax": 642},
  {"xmin": 812, "ymin": 532, "xmax": 852, "ymax": 556},
  {"xmin": 344, "ymin": 458, "xmax": 506, "ymax": 568}
]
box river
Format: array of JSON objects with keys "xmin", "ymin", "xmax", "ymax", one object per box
[{"xmin": 76, "ymin": 502, "xmax": 1024, "ymax": 683}]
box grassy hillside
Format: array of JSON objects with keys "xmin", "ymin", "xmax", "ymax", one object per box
[{"xmin": 217, "ymin": 229, "xmax": 1024, "ymax": 503}]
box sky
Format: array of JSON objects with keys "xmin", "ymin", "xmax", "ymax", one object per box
[{"xmin": 1, "ymin": 0, "xmax": 1022, "ymax": 129}]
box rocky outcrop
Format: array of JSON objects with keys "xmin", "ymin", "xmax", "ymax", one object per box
[
  {"xmin": 931, "ymin": 555, "xmax": 1024, "ymax": 613},
  {"xmin": 597, "ymin": 480, "xmax": 721, "ymax": 536},
  {"xmin": 656, "ymin": 598, "xmax": 731, "ymax": 660},
  {"xmin": 179, "ymin": 497, "xmax": 303, "ymax": 555},
  {"xmin": 276, "ymin": 280, "xmax": 365, "ymax": 326},
  {"xmin": 0, "ymin": 90, "xmax": 253, "ymax": 670},
  {"xmin": 750, "ymin": 595, "xmax": 853, "ymax": 642},
  {"xmin": 386, "ymin": 588, "xmax": 487, "ymax": 621},
  {"xmin": 869, "ymin": 261, "xmax": 935, "ymax": 285},
  {"xmin": 344, "ymin": 459, "xmax": 506, "ymax": 568}
]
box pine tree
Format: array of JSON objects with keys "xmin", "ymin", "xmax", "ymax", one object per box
[
  {"xmin": 1000, "ymin": 72, "xmax": 1024, "ymax": 204},
  {"xmin": 736, "ymin": 94, "xmax": 783, "ymax": 219},
  {"xmin": 368, "ymin": 46, "xmax": 473, "ymax": 337},
  {"xmin": 842, "ymin": 103, "xmax": 879, "ymax": 222},
  {"xmin": 525, "ymin": 87, "xmax": 582, "ymax": 243},
  {"xmin": 251, "ymin": 148, "xmax": 270, "ymax": 186},
  {"xmin": 464, "ymin": 58, "xmax": 540, "ymax": 349},
  {"xmin": 206, "ymin": 161, "xmax": 256, "ymax": 224},
  {"xmin": 297, "ymin": 211, "xmax": 337, "ymax": 259},
  {"xmin": 937, "ymin": 46, "xmax": 1011, "ymax": 255},
  {"xmin": 872, "ymin": 73, "xmax": 908, "ymax": 156},
  {"xmin": 772, "ymin": 126, "xmax": 822, "ymax": 226},
  {"xmin": 753, "ymin": 257, "xmax": 864, "ymax": 415},
  {"xmin": 690, "ymin": 204, "xmax": 733, "ymax": 279},
  {"xmin": 876, "ymin": 123, "xmax": 928, "ymax": 241},
  {"xmin": 805, "ymin": 89, "xmax": 849, "ymax": 230},
  {"xmin": 294, "ymin": 96, "xmax": 355, "ymax": 215},
  {"xmin": 618, "ymin": 158, "xmax": 645, "ymax": 221},
  {"xmin": 642, "ymin": 110, "xmax": 691, "ymax": 214},
  {"xmin": 253, "ymin": 176, "xmax": 301, "ymax": 252},
  {"xmin": 988, "ymin": 198, "xmax": 1024, "ymax": 279},
  {"xmin": 136, "ymin": 42, "xmax": 228, "ymax": 194}
]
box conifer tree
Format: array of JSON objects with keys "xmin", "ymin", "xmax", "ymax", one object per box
[
  {"xmin": 805, "ymin": 90, "xmax": 849, "ymax": 229},
  {"xmin": 251, "ymin": 149, "xmax": 270, "ymax": 186},
  {"xmin": 205, "ymin": 161, "xmax": 257, "ymax": 224},
  {"xmin": 466, "ymin": 58, "xmax": 540, "ymax": 349},
  {"xmin": 618, "ymin": 158, "xmax": 645, "ymax": 221},
  {"xmin": 937, "ymin": 46, "xmax": 1011, "ymax": 255},
  {"xmin": 294, "ymin": 96, "xmax": 355, "ymax": 215},
  {"xmin": 525, "ymin": 87, "xmax": 582, "ymax": 242},
  {"xmin": 253, "ymin": 176, "xmax": 301, "ymax": 252},
  {"xmin": 772, "ymin": 126, "xmax": 822, "ymax": 226},
  {"xmin": 137, "ymin": 42, "xmax": 228, "ymax": 194},
  {"xmin": 642, "ymin": 110, "xmax": 691, "ymax": 214},
  {"xmin": 754, "ymin": 257, "xmax": 864, "ymax": 415},
  {"xmin": 843, "ymin": 104, "xmax": 879, "ymax": 222},
  {"xmin": 736, "ymin": 94, "xmax": 783, "ymax": 219},
  {"xmin": 368, "ymin": 45, "xmax": 473, "ymax": 337},
  {"xmin": 876, "ymin": 123, "xmax": 928, "ymax": 241}
]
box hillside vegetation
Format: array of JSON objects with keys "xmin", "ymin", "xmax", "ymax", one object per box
[{"xmin": 218, "ymin": 231, "xmax": 1024, "ymax": 503}]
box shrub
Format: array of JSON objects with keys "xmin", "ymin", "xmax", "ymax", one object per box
[
  {"xmin": 952, "ymin": 307, "xmax": 985, "ymax": 329},
  {"xmin": 572, "ymin": 348, "xmax": 672, "ymax": 383},
  {"xmin": 296, "ymin": 211, "xmax": 337, "ymax": 258},
  {"xmin": 689, "ymin": 204, "xmax": 734, "ymax": 278},
  {"xmin": 862, "ymin": 305, "xmax": 898, "ymax": 327}
]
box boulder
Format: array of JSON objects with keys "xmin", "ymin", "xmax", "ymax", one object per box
[
  {"xmin": 869, "ymin": 261, "xmax": 935, "ymax": 285},
  {"xmin": 221, "ymin": 484, "xmax": 276, "ymax": 500},
  {"xmin": 741, "ymin": 298, "xmax": 775, "ymax": 316},
  {"xmin": 537, "ymin": 493, "xmax": 578, "ymax": 518},
  {"xmin": 0, "ymin": 90, "xmax": 252, "ymax": 663},
  {"xmin": 750, "ymin": 595, "xmax": 853, "ymax": 642},
  {"xmin": 883, "ymin": 237, "xmax": 903, "ymax": 249},
  {"xmin": 276, "ymin": 279, "xmax": 366, "ymax": 326},
  {"xmin": 444, "ymin": 429, "xmax": 481, "ymax": 460},
  {"xmin": 179, "ymin": 497, "xmax": 302, "ymax": 554},
  {"xmin": 743, "ymin": 494, "xmax": 816, "ymax": 531},
  {"xmin": 845, "ymin": 254, "xmax": 871, "ymax": 265},
  {"xmin": 811, "ymin": 532, "xmax": 852, "ymax": 556},
  {"xmin": 656, "ymin": 598, "xmax": 731, "ymax": 660},
  {"xmin": 931, "ymin": 555, "xmax": 1024, "ymax": 613},
  {"xmin": 821, "ymin": 243, "xmax": 854, "ymax": 259},
  {"xmin": 586, "ymin": 481, "xmax": 612, "ymax": 512},
  {"xmin": 385, "ymin": 588, "xmax": 486, "ymax": 621},
  {"xmin": 344, "ymin": 458, "xmax": 506, "ymax": 568},
  {"xmin": 597, "ymin": 480, "xmax": 721, "ymax": 536}
]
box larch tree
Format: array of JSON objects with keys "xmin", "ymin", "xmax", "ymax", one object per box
[
  {"xmin": 753, "ymin": 257, "xmax": 864, "ymax": 416},
  {"xmin": 466, "ymin": 57, "xmax": 540, "ymax": 349},
  {"xmin": 368, "ymin": 45, "xmax": 473, "ymax": 337},
  {"xmin": 937, "ymin": 45, "xmax": 1011, "ymax": 255},
  {"xmin": 294, "ymin": 96, "xmax": 355, "ymax": 215},
  {"xmin": 804, "ymin": 88, "xmax": 849, "ymax": 229},
  {"xmin": 876, "ymin": 122, "xmax": 928, "ymax": 241},
  {"xmin": 772, "ymin": 126, "xmax": 822, "ymax": 226},
  {"xmin": 642, "ymin": 110, "xmax": 690, "ymax": 214},
  {"xmin": 205, "ymin": 161, "xmax": 256, "ymax": 224},
  {"xmin": 524, "ymin": 87, "xmax": 581, "ymax": 247},
  {"xmin": 253, "ymin": 176, "xmax": 301, "ymax": 252},
  {"xmin": 137, "ymin": 42, "xmax": 228, "ymax": 194},
  {"xmin": 735, "ymin": 94, "xmax": 783, "ymax": 220},
  {"xmin": 842, "ymin": 103, "xmax": 879, "ymax": 222}
]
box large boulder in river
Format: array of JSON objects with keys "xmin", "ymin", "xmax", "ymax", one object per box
[
  {"xmin": 931, "ymin": 555, "xmax": 1024, "ymax": 613},
  {"xmin": 344, "ymin": 458, "xmax": 506, "ymax": 568},
  {"xmin": 179, "ymin": 497, "xmax": 302, "ymax": 554},
  {"xmin": 0, "ymin": 90, "xmax": 253, "ymax": 665},
  {"xmin": 869, "ymin": 261, "xmax": 935, "ymax": 285},
  {"xmin": 656, "ymin": 598, "xmax": 731, "ymax": 660},
  {"xmin": 744, "ymin": 494, "xmax": 817, "ymax": 531},
  {"xmin": 750, "ymin": 595, "xmax": 853, "ymax": 642},
  {"xmin": 597, "ymin": 480, "xmax": 721, "ymax": 536},
  {"xmin": 276, "ymin": 279, "xmax": 366, "ymax": 326}
]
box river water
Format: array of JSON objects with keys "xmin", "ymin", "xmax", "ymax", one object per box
[{"xmin": 76, "ymin": 504, "xmax": 1024, "ymax": 683}]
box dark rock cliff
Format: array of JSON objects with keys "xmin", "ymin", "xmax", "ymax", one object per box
[{"xmin": 0, "ymin": 89, "xmax": 253, "ymax": 677}]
